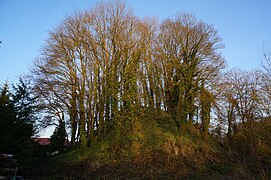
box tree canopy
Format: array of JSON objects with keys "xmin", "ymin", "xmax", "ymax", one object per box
[
  {"xmin": 32, "ymin": 1, "xmax": 225, "ymax": 147},
  {"xmin": 2, "ymin": 1, "xmax": 271, "ymax": 178}
]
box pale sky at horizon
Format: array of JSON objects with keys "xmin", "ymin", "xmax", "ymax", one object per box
[{"xmin": 1, "ymin": 0, "xmax": 271, "ymax": 83}]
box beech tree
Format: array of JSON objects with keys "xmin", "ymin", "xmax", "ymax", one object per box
[
  {"xmin": 155, "ymin": 13, "xmax": 225, "ymax": 131},
  {"xmin": 213, "ymin": 69, "xmax": 264, "ymax": 145},
  {"xmin": 32, "ymin": 1, "xmax": 142, "ymax": 146},
  {"xmin": 261, "ymin": 48, "xmax": 271, "ymax": 116},
  {"xmin": 32, "ymin": 1, "xmax": 226, "ymax": 145},
  {"xmin": 214, "ymin": 75, "xmax": 238, "ymax": 138}
]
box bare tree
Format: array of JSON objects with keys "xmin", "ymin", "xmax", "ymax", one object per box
[
  {"xmin": 33, "ymin": 3, "xmax": 227, "ymax": 145},
  {"xmin": 32, "ymin": 1, "xmax": 143, "ymax": 145},
  {"xmin": 155, "ymin": 12, "xmax": 225, "ymax": 132}
]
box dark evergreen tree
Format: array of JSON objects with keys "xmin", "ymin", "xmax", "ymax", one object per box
[
  {"xmin": 50, "ymin": 120, "xmax": 66, "ymax": 154},
  {"xmin": 0, "ymin": 80, "xmax": 39, "ymax": 172},
  {"xmin": 0, "ymin": 83, "xmax": 18, "ymax": 153},
  {"xmin": 12, "ymin": 78, "xmax": 38, "ymax": 136}
]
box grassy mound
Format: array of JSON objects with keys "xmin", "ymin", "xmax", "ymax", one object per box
[{"xmin": 33, "ymin": 108, "xmax": 231, "ymax": 179}]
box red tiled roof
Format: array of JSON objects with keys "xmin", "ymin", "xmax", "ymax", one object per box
[
  {"xmin": 32, "ymin": 138, "xmax": 51, "ymax": 146},
  {"xmin": 32, "ymin": 138, "xmax": 69, "ymax": 146}
]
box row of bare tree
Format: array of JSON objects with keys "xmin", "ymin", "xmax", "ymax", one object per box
[{"xmin": 31, "ymin": 1, "xmax": 271, "ymax": 147}]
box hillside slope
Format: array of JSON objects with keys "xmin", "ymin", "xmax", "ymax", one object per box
[{"xmin": 34, "ymin": 108, "xmax": 232, "ymax": 179}]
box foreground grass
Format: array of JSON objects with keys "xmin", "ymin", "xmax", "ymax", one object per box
[{"xmin": 31, "ymin": 109, "xmax": 253, "ymax": 179}]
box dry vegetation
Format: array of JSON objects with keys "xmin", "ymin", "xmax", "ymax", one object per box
[{"xmin": 2, "ymin": 0, "xmax": 271, "ymax": 179}]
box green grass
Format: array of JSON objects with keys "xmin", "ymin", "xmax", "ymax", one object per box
[{"xmin": 32, "ymin": 107, "xmax": 233, "ymax": 179}]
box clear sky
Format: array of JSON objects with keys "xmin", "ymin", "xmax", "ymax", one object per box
[{"xmin": 1, "ymin": 0, "xmax": 271, "ymax": 85}]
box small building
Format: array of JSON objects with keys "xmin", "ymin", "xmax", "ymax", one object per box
[
  {"xmin": 32, "ymin": 138, "xmax": 51, "ymax": 146},
  {"xmin": 32, "ymin": 138, "xmax": 69, "ymax": 146}
]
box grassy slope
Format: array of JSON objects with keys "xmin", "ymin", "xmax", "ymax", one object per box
[{"xmin": 34, "ymin": 108, "xmax": 232, "ymax": 179}]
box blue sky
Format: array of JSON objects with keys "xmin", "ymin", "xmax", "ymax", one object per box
[{"xmin": 1, "ymin": 0, "xmax": 271, "ymax": 85}]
